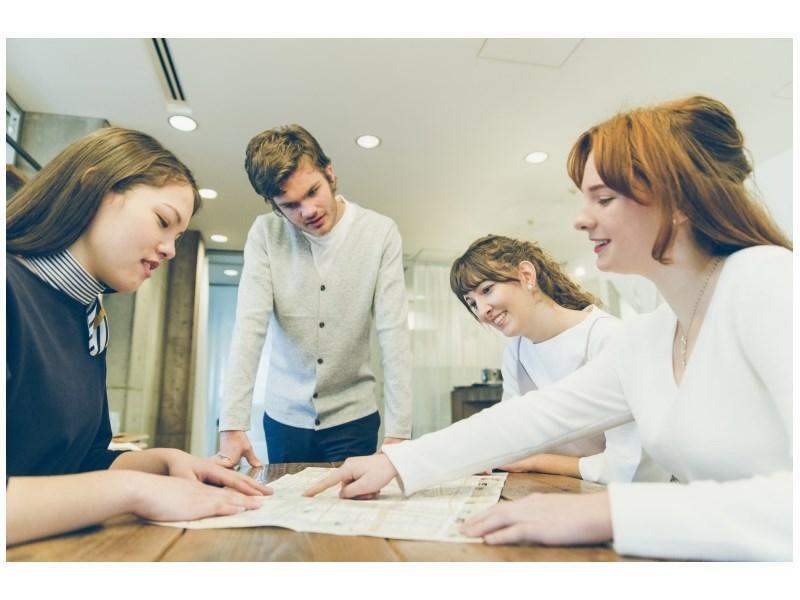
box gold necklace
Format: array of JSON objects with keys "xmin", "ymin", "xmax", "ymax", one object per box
[{"xmin": 678, "ymin": 256, "xmax": 723, "ymax": 368}]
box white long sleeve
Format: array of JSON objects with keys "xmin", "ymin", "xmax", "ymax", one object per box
[
  {"xmin": 609, "ymin": 473, "xmax": 791, "ymax": 560},
  {"xmin": 385, "ymin": 345, "xmax": 633, "ymax": 493},
  {"xmin": 373, "ymin": 223, "xmax": 412, "ymax": 439},
  {"xmin": 501, "ymin": 308, "xmax": 666, "ymax": 484},
  {"xmin": 219, "ymin": 218, "xmax": 273, "ymax": 431},
  {"xmin": 385, "ymin": 246, "xmax": 792, "ymax": 560}
]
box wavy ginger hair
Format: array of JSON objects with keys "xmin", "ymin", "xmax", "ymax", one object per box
[{"xmin": 567, "ymin": 95, "xmax": 791, "ymax": 263}]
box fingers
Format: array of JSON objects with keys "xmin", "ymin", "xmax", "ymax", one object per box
[
  {"xmin": 243, "ymin": 448, "xmax": 263, "ymax": 468},
  {"xmin": 304, "ymin": 469, "xmax": 351, "ymax": 497},
  {"xmin": 461, "ymin": 506, "xmax": 512, "ymax": 537},
  {"xmin": 483, "ymin": 524, "xmax": 533, "ymax": 546},
  {"xmin": 204, "ymin": 491, "xmax": 264, "ymax": 518},
  {"xmin": 211, "ymin": 452, "xmax": 238, "ymax": 468},
  {"xmin": 224, "ymin": 468, "xmax": 271, "ymax": 495},
  {"xmin": 339, "ymin": 474, "xmax": 380, "ymax": 499},
  {"xmin": 347, "ymin": 492, "xmax": 379, "ymax": 500},
  {"xmin": 227, "ymin": 472, "xmax": 273, "ymax": 496},
  {"xmin": 202, "ymin": 464, "xmax": 271, "ymax": 496},
  {"xmin": 496, "ymin": 463, "xmax": 526, "ymax": 473}
]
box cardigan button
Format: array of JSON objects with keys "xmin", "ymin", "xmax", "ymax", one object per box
[
  {"xmin": 315, "ymin": 419, "xmax": 321, "ymax": 426},
  {"xmin": 320, "ymin": 284, "xmax": 326, "ymax": 291},
  {"xmin": 319, "ymin": 322, "xmax": 325, "ymax": 328},
  {"xmin": 317, "ymin": 358, "xmax": 323, "ymax": 364},
  {"xmin": 313, "ymin": 392, "xmax": 319, "ymax": 399}
]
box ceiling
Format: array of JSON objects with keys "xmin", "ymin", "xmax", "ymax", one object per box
[{"xmin": 6, "ymin": 38, "xmax": 793, "ymax": 264}]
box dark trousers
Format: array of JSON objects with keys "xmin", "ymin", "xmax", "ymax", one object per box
[{"xmin": 263, "ymin": 411, "xmax": 380, "ymax": 463}]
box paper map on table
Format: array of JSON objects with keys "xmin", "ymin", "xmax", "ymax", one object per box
[{"xmin": 155, "ymin": 467, "xmax": 507, "ymax": 543}]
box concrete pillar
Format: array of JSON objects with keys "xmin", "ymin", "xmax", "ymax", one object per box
[{"xmin": 155, "ymin": 231, "xmax": 206, "ymax": 450}]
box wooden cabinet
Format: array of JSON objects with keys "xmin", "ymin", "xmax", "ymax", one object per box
[{"xmin": 450, "ymin": 384, "xmax": 502, "ymax": 423}]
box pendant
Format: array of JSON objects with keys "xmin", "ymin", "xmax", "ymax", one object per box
[{"xmin": 679, "ymin": 334, "xmax": 688, "ymax": 368}]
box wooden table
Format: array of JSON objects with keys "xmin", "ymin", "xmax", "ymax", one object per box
[{"xmin": 7, "ymin": 463, "xmax": 632, "ymax": 561}]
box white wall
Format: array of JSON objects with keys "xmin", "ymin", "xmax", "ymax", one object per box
[{"xmin": 751, "ymin": 149, "xmax": 793, "ymax": 241}]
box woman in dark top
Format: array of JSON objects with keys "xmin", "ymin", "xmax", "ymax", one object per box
[{"xmin": 6, "ymin": 127, "xmax": 270, "ymax": 545}]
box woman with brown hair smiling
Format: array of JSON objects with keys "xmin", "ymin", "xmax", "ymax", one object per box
[{"xmin": 306, "ymin": 96, "xmax": 792, "ymax": 561}]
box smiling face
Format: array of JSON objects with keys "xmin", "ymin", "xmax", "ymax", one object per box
[
  {"xmin": 573, "ymin": 153, "xmax": 662, "ymax": 276},
  {"xmin": 272, "ymin": 158, "xmax": 341, "ymax": 236},
  {"xmin": 463, "ymin": 279, "xmax": 533, "ymax": 338},
  {"xmin": 70, "ymin": 183, "xmax": 194, "ymax": 292}
]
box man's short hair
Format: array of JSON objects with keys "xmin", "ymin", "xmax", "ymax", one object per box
[{"xmin": 245, "ymin": 124, "xmax": 332, "ymax": 210}]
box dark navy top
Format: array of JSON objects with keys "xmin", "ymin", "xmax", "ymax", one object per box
[{"xmin": 6, "ymin": 255, "xmax": 124, "ymax": 476}]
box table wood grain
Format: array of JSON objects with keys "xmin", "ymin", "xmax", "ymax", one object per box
[{"xmin": 7, "ymin": 463, "xmax": 630, "ymax": 562}]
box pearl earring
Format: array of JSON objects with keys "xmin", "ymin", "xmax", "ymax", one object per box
[{"xmin": 527, "ymin": 283, "xmax": 533, "ymax": 291}]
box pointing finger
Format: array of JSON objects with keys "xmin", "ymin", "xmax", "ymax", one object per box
[{"xmin": 304, "ymin": 469, "xmax": 351, "ymax": 497}]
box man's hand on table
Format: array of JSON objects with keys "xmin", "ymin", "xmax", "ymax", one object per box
[
  {"xmin": 213, "ymin": 430, "xmax": 264, "ymax": 469},
  {"xmin": 461, "ymin": 490, "xmax": 613, "ymax": 546},
  {"xmin": 303, "ymin": 454, "xmax": 398, "ymax": 499}
]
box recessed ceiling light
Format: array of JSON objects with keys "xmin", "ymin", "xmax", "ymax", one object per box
[
  {"xmin": 210, "ymin": 234, "xmax": 228, "ymax": 243},
  {"xmin": 168, "ymin": 114, "xmax": 198, "ymax": 132},
  {"xmin": 223, "ymin": 269, "xmax": 239, "ymax": 277},
  {"xmin": 525, "ymin": 151, "xmax": 548, "ymax": 164},
  {"xmin": 574, "ymin": 266, "xmax": 587, "ymax": 278},
  {"xmin": 356, "ymin": 135, "xmax": 381, "ymax": 149},
  {"xmin": 199, "ymin": 188, "xmax": 218, "ymax": 200}
]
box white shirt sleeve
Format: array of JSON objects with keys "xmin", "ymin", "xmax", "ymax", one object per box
[
  {"xmin": 218, "ymin": 219, "xmax": 274, "ymax": 431},
  {"xmin": 373, "ymin": 223, "xmax": 412, "ymax": 439},
  {"xmin": 578, "ymin": 421, "xmax": 652, "ymax": 484},
  {"xmin": 577, "ymin": 317, "xmax": 661, "ymax": 484},
  {"xmin": 609, "ymin": 472, "xmax": 791, "ymax": 560},
  {"xmin": 500, "ymin": 340, "xmax": 520, "ymax": 401},
  {"xmin": 384, "ymin": 342, "xmax": 633, "ymax": 494}
]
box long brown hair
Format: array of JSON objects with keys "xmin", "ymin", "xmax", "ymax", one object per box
[
  {"xmin": 7, "ymin": 127, "xmax": 201, "ymax": 256},
  {"xmin": 567, "ymin": 95, "xmax": 791, "ymax": 263},
  {"xmin": 450, "ymin": 234, "xmax": 600, "ymax": 317}
]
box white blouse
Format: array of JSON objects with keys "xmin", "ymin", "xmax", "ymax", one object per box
[
  {"xmin": 502, "ymin": 306, "xmax": 669, "ymax": 483},
  {"xmin": 384, "ymin": 246, "xmax": 792, "ymax": 560}
]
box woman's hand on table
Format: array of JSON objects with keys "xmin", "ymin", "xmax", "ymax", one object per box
[
  {"xmin": 303, "ymin": 454, "xmax": 398, "ymax": 499},
  {"xmin": 129, "ymin": 471, "xmax": 266, "ymax": 522},
  {"xmin": 112, "ymin": 448, "xmax": 271, "ymax": 496},
  {"xmin": 163, "ymin": 449, "xmax": 272, "ymax": 496},
  {"xmin": 461, "ymin": 490, "xmax": 613, "ymax": 546}
]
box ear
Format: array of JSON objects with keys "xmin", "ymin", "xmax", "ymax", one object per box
[
  {"xmin": 324, "ymin": 164, "xmax": 336, "ymax": 187},
  {"xmin": 79, "ymin": 166, "xmax": 98, "ymax": 186},
  {"xmin": 517, "ymin": 261, "xmax": 537, "ymax": 289},
  {"xmin": 672, "ymin": 209, "xmax": 689, "ymax": 226}
]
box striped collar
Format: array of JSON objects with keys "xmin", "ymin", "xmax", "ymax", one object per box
[{"xmin": 18, "ymin": 250, "xmax": 109, "ymax": 305}]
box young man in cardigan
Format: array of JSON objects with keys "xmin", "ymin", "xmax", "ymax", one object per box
[{"xmin": 215, "ymin": 125, "xmax": 412, "ymax": 467}]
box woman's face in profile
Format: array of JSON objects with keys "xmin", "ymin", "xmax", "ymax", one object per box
[
  {"xmin": 74, "ymin": 182, "xmax": 194, "ymax": 292},
  {"xmin": 573, "ymin": 154, "xmax": 661, "ymax": 276}
]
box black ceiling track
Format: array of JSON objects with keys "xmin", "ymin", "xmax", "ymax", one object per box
[
  {"xmin": 151, "ymin": 38, "xmax": 186, "ymax": 101},
  {"xmin": 6, "ymin": 134, "xmax": 41, "ymax": 171}
]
